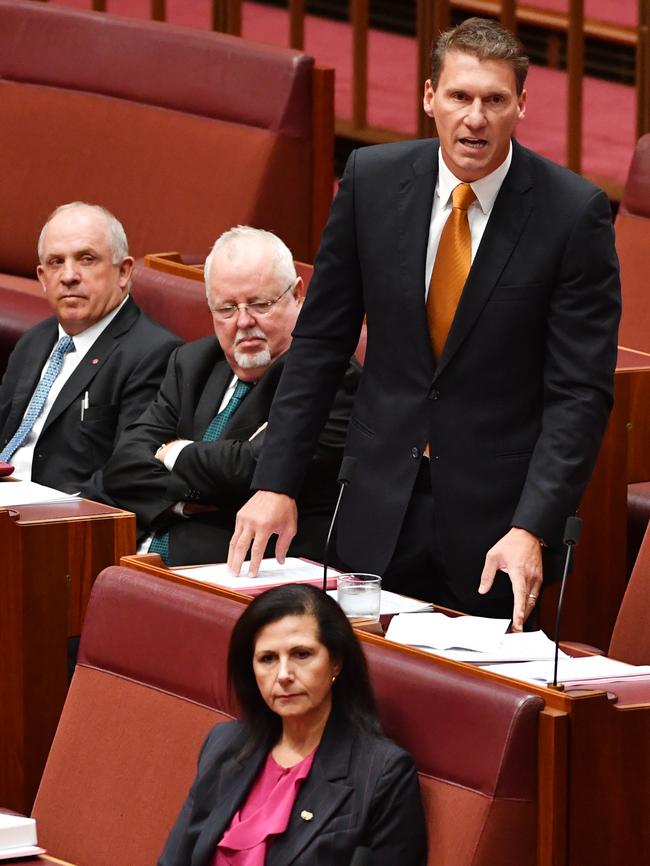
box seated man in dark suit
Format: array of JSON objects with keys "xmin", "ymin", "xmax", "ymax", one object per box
[
  {"xmin": 0, "ymin": 202, "xmax": 182, "ymax": 499},
  {"xmin": 103, "ymin": 226, "xmax": 359, "ymax": 566}
]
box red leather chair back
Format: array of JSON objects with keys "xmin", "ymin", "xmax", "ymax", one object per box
[
  {"xmin": 33, "ymin": 567, "xmax": 543, "ymax": 866},
  {"xmin": 616, "ymin": 134, "xmax": 650, "ymax": 352},
  {"xmin": 609, "ymin": 516, "xmax": 650, "ymax": 664}
]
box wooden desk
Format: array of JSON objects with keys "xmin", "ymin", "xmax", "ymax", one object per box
[
  {"xmin": 118, "ymin": 555, "xmax": 650, "ymax": 864},
  {"xmin": 1, "ymin": 499, "xmax": 135, "ymax": 814},
  {"xmin": 538, "ymin": 356, "xmax": 650, "ymax": 649}
]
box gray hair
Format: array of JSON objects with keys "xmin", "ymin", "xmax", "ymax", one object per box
[
  {"xmin": 37, "ymin": 202, "xmax": 130, "ymax": 265},
  {"xmin": 431, "ymin": 17, "xmax": 529, "ymax": 95},
  {"xmin": 203, "ymin": 225, "xmax": 297, "ymax": 301}
]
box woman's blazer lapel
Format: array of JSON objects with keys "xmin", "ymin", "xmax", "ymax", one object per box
[
  {"xmin": 267, "ymin": 716, "xmax": 357, "ymax": 866},
  {"xmin": 190, "ymin": 738, "xmax": 266, "ymax": 866}
]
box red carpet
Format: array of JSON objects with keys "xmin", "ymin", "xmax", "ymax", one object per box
[{"xmin": 52, "ymin": 0, "xmax": 637, "ymax": 184}]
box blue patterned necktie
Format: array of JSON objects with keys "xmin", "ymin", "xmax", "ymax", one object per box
[
  {"xmin": 149, "ymin": 379, "xmax": 254, "ymax": 562},
  {"xmin": 0, "ymin": 335, "xmax": 75, "ymax": 461}
]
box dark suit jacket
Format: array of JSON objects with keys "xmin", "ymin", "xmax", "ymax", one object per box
[
  {"xmin": 252, "ymin": 139, "xmax": 621, "ymax": 613},
  {"xmin": 103, "ymin": 336, "xmax": 360, "ymax": 566},
  {"xmin": 158, "ymin": 714, "xmax": 427, "ymax": 866},
  {"xmin": 0, "ymin": 297, "xmax": 181, "ymax": 500}
]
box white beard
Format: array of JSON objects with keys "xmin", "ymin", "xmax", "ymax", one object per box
[{"xmin": 233, "ymin": 327, "xmax": 271, "ymax": 369}]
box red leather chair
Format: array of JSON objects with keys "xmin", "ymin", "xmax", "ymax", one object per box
[
  {"xmin": 614, "ymin": 135, "xmax": 650, "ymax": 568},
  {"xmin": 32, "ymin": 566, "xmax": 543, "ymax": 866}
]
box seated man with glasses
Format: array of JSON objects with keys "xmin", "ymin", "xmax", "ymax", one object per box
[{"xmin": 103, "ymin": 226, "xmax": 360, "ymax": 566}]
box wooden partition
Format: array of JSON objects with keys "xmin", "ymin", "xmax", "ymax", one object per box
[{"xmin": 0, "ymin": 498, "xmax": 135, "ymax": 813}]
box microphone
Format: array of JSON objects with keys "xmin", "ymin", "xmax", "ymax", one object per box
[
  {"xmin": 322, "ymin": 456, "xmax": 357, "ymax": 592},
  {"xmin": 550, "ymin": 515, "xmax": 582, "ymax": 690},
  {"xmin": 349, "ymin": 847, "xmax": 371, "ymax": 866}
]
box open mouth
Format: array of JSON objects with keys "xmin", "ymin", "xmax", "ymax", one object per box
[{"xmin": 458, "ymin": 138, "xmax": 488, "ymax": 149}]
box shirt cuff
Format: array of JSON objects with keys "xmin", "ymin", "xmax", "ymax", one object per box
[{"xmin": 163, "ymin": 439, "xmax": 193, "ymax": 471}]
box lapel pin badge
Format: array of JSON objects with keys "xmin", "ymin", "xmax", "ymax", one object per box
[
  {"xmin": 300, "ymin": 810, "xmax": 314, "ymax": 822},
  {"xmin": 91, "ymin": 358, "xmax": 99, "ymax": 365}
]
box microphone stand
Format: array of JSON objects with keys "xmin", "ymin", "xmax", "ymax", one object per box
[
  {"xmin": 549, "ymin": 515, "xmax": 582, "ymax": 690},
  {"xmin": 322, "ymin": 456, "xmax": 357, "ymax": 592}
]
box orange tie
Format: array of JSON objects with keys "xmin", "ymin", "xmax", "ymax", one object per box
[{"xmin": 427, "ymin": 182, "xmax": 476, "ymax": 359}]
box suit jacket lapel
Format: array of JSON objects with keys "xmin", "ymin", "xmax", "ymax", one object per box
[
  {"xmin": 41, "ymin": 297, "xmax": 139, "ymax": 431},
  {"xmin": 267, "ymin": 714, "xmax": 355, "ymax": 866},
  {"xmin": 193, "ymin": 362, "xmax": 234, "ymax": 438},
  {"xmin": 434, "ymin": 140, "xmax": 535, "ymax": 380},
  {"xmin": 191, "ymin": 745, "xmax": 267, "ymax": 866},
  {"xmin": 396, "ymin": 141, "xmax": 439, "ymax": 375}
]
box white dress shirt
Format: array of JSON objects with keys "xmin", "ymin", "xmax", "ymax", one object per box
[
  {"xmin": 424, "ymin": 144, "xmax": 513, "ymax": 295},
  {"xmin": 12, "ymin": 297, "xmax": 129, "ymax": 481}
]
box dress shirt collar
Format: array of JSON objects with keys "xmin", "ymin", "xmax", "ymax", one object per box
[
  {"xmin": 57, "ymin": 294, "xmax": 129, "ymax": 353},
  {"xmin": 436, "ymin": 141, "xmax": 513, "ymax": 215}
]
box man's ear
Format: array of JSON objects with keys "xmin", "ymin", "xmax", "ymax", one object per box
[
  {"xmin": 119, "ymin": 256, "xmax": 135, "ymax": 291},
  {"xmin": 36, "ymin": 264, "xmax": 47, "ymax": 292},
  {"xmin": 423, "ymin": 79, "xmax": 436, "ymax": 120},
  {"xmin": 293, "ymin": 275, "xmax": 306, "ymax": 306}
]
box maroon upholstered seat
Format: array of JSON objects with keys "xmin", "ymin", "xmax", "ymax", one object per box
[
  {"xmin": 609, "ymin": 514, "xmax": 650, "ymax": 664},
  {"xmin": 0, "ymin": 0, "xmax": 333, "ymax": 369},
  {"xmin": 32, "ymin": 566, "xmax": 543, "ymax": 866},
  {"xmin": 614, "ymin": 135, "xmax": 650, "ymax": 567}
]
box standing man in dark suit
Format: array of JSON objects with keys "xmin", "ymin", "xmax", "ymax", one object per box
[
  {"xmin": 228, "ymin": 18, "xmax": 621, "ymax": 630},
  {"xmin": 103, "ymin": 226, "xmax": 359, "ymax": 566},
  {"xmin": 0, "ymin": 202, "xmax": 181, "ymax": 500}
]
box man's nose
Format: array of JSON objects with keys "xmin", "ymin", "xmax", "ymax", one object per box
[
  {"xmin": 235, "ymin": 305, "xmax": 256, "ymax": 327},
  {"xmin": 60, "ymin": 260, "xmax": 80, "ymax": 284},
  {"xmin": 465, "ymin": 98, "xmax": 487, "ymax": 127}
]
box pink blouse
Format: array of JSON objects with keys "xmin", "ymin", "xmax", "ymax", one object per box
[{"xmin": 212, "ymin": 749, "xmax": 316, "ymax": 866}]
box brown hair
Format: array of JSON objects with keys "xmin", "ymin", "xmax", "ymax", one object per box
[{"xmin": 431, "ymin": 17, "xmax": 529, "ymax": 95}]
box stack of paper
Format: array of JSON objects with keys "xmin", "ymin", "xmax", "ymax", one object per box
[
  {"xmin": 386, "ymin": 612, "xmax": 511, "ymax": 652},
  {"xmin": 172, "ymin": 558, "xmax": 340, "ymax": 592},
  {"xmin": 0, "ymin": 479, "xmax": 76, "ymax": 507},
  {"xmin": 0, "ymin": 813, "xmax": 44, "ymax": 859},
  {"xmin": 385, "ymin": 612, "xmax": 570, "ymax": 665},
  {"xmin": 483, "ymin": 655, "xmax": 650, "ymax": 685}
]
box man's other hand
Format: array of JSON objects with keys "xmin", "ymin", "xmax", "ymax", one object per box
[
  {"xmin": 478, "ymin": 527, "xmax": 543, "ymax": 631},
  {"xmin": 228, "ymin": 491, "xmax": 298, "ymax": 576}
]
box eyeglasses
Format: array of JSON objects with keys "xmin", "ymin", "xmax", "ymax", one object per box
[{"xmin": 210, "ymin": 282, "xmax": 295, "ymax": 320}]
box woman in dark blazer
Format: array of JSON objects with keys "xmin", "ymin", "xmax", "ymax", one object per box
[{"xmin": 158, "ymin": 584, "xmax": 427, "ymax": 866}]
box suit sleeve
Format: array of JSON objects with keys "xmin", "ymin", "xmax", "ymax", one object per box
[
  {"xmin": 252, "ymin": 151, "xmax": 366, "ymax": 497},
  {"xmin": 166, "ymin": 361, "xmax": 360, "ymax": 506},
  {"xmin": 367, "ymin": 749, "xmax": 427, "ymax": 866},
  {"xmin": 101, "ymin": 346, "xmax": 188, "ymax": 528},
  {"xmin": 511, "ymin": 188, "xmax": 621, "ymax": 544},
  {"xmin": 76, "ymin": 328, "xmax": 182, "ymax": 503}
]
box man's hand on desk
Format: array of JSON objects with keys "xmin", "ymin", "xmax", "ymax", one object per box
[
  {"xmin": 478, "ymin": 527, "xmax": 543, "ymax": 632},
  {"xmin": 228, "ymin": 491, "xmax": 298, "ymax": 576}
]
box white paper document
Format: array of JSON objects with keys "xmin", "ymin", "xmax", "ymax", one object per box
[
  {"xmin": 483, "ymin": 655, "xmax": 650, "ymax": 685},
  {"xmin": 327, "ymin": 589, "xmax": 433, "ymax": 616},
  {"xmin": 424, "ymin": 630, "xmax": 570, "ymax": 664},
  {"xmin": 385, "ymin": 611, "xmax": 510, "ymax": 652},
  {"xmin": 0, "ymin": 813, "xmax": 38, "ymax": 852},
  {"xmin": 0, "ymin": 480, "xmax": 76, "ymax": 507},
  {"xmin": 172, "ymin": 557, "xmax": 339, "ymax": 590}
]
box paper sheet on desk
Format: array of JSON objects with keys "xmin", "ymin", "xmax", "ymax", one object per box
[
  {"xmin": 386, "ymin": 612, "xmax": 510, "ymax": 651},
  {"xmin": 327, "ymin": 589, "xmax": 433, "ymax": 615},
  {"xmin": 424, "ymin": 631, "xmax": 570, "ymax": 664},
  {"xmin": 483, "ymin": 655, "xmax": 650, "ymax": 685},
  {"xmin": 0, "ymin": 479, "xmax": 77, "ymax": 506},
  {"xmin": 172, "ymin": 557, "xmax": 339, "ymax": 590}
]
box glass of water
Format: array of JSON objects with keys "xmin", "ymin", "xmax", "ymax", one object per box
[{"xmin": 337, "ymin": 573, "xmax": 382, "ymax": 622}]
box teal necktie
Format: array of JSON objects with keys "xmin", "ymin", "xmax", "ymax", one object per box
[{"xmin": 149, "ymin": 379, "xmax": 253, "ymax": 563}]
